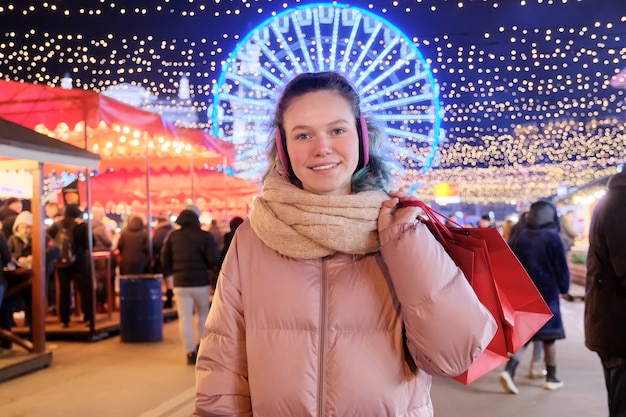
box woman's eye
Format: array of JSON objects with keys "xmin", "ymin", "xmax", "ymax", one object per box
[
  {"xmin": 333, "ymin": 128, "xmax": 346, "ymax": 135},
  {"xmin": 295, "ymin": 133, "xmax": 309, "ymax": 140}
]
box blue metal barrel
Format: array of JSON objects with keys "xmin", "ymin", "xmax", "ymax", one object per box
[{"xmin": 119, "ymin": 274, "xmax": 163, "ymax": 342}]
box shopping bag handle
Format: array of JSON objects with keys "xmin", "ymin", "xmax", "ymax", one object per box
[{"xmin": 397, "ymin": 200, "xmax": 461, "ymax": 244}]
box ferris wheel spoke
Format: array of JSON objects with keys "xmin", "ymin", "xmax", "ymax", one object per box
[
  {"xmin": 338, "ymin": 13, "xmax": 362, "ymax": 73},
  {"xmin": 354, "ymin": 37, "xmax": 402, "ymax": 86},
  {"xmin": 237, "ymin": 144, "xmax": 269, "ymax": 160},
  {"xmin": 219, "ymin": 93, "xmax": 275, "ymax": 110},
  {"xmin": 252, "ymin": 34, "xmax": 292, "ymax": 79},
  {"xmin": 367, "ymin": 93, "xmax": 436, "ymax": 113},
  {"xmin": 391, "ymin": 144, "xmax": 426, "ymax": 163},
  {"xmin": 374, "ymin": 110, "xmax": 435, "ymax": 122},
  {"xmin": 237, "ymin": 163, "xmax": 265, "ymax": 180},
  {"xmin": 328, "ymin": 8, "xmax": 341, "ymax": 70},
  {"xmin": 387, "ymin": 142, "xmax": 428, "ymax": 164},
  {"xmin": 227, "ymin": 74, "xmax": 279, "ymax": 101},
  {"xmin": 313, "ymin": 9, "xmax": 325, "ymax": 71},
  {"xmin": 348, "ymin": 20, "xmax": 384, "ymax": 79},
  {"xmin": 270, "ymin": 21, "xmax": 305, "ymax": 74},
  {"xmin": 220, "ymin": 114, "xmax": 271, "ymax": 123},
  {"xmin": 360, "ymin": 58, "xmax": 417, "ymax": 94},
  {"xmin": 254, "ymin": 64, "xmax": 284, "ymax": 87},
  {"xmin": 291, "ymin": 15, "xmax": 316, "ymax": 72},
  {"xmin": 385, "ymin": 128, "xmax": 435, "ymax": 144},
  {"xmin": 361, "ymin": 71, "xmax": 428, "ymax": 105}
]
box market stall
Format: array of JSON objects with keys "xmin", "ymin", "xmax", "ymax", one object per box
[
  {"xmin": 0, "ymin": 117, "xmax": 100, "ymax": 383},
  {"xmin": 80, "ymin": 165, "xmax": 258, "ymax": 220},
  {"xmin": 0, "ymin": 80, "xmax": 257, "ymax": 220}
]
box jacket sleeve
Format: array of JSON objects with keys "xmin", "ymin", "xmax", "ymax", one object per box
[
  {"xmin": 195, "ymin": 234, "xmax": 251, "ymax": 416},
  {"xmin": 605, "ymin": 210, "xmax": 626, "ymax": 285},
  {"xmin": 161, "ymin": 232, "xmax": 173, "ymax": 274},
  {"xmin": 379, "ymin": 220, "xmax": 497, "ymax": 378}
]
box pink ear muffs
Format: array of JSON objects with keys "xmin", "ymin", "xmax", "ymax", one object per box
[
  {"xmin": 358, "ymin": 114, "xmax": 369, "ymax": 169},
  {"xmin": 275, "ymin": 114, "xmax": 370, "ymax": 177}
]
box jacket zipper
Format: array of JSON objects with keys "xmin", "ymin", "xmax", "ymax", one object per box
[{"xmin": 318, "ymin": 258, "xmax": 328, "ymax": 417}]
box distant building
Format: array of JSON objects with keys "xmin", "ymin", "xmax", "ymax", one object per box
[{"xmin": 102, "ymin": 76, "xmax": 199, "ymax": 127}]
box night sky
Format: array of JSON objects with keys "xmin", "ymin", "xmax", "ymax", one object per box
[{"xmin": 1, "ymin": 0, "xmax": 625, "ymax": 202}]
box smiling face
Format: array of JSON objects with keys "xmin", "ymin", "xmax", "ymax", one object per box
[{"xmin": 282, "ymin": 90, "xmax": 360, "ymax": 196}]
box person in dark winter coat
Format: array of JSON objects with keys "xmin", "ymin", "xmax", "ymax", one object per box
[
  {"xmin": 116, "ymin": 215, "xmax": 150, "ymax": 275},
  {"xmin": 47, "ymin": 205, "xmax": 94, "ymax": 327},
  {"xmin": 585, "ymin": 169, "xmax": 626, "ymax": 417},
  {"xmin": 0, "ymin": 197, "xmax": 23, "ymax": 239},
  {"xmin": 218, "ymin": 216, "xmax": 244, "ymax": 271},
  {"xmin": 499, "ymin": 200, "xmax": 570, "ymax": 394},
  {"xmin": 0, "ymin": 231, "xmax": 11, "ymax": 297},
  {"xmin": 161, "ymin": 205, "xmax": 219, "ymax": 365},
  {"xmin": 152, "ymin": 215, "xmax": 174, "ymax": 308},
  {"xmin": 0, "ymin": 231, "xmax": 15, "ymax": 354}
]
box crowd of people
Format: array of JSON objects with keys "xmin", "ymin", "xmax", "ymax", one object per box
[{"xmin": 0, "ymin": 196, "xmax": 244, "ymax": 362}]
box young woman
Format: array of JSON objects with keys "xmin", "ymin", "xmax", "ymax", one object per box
[{"xmin": 195, "ymin": 71, "xmax": 496, "ymax": 417}]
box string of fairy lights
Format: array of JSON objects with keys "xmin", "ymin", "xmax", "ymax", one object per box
[{"xmin": 0, "ymin": 0, "xmax": 625, "ymax": 204}]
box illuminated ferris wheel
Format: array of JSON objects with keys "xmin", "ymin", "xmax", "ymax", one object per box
[{"xmin": 211, "ymin": 3, "xmax": 442, "ymax": 186}]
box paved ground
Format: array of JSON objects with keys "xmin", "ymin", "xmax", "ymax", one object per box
[{"xmin": 0, "ymin": 284, "xmax": 609, "ymax": 417}]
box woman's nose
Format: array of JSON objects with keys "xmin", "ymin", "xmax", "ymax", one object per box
[{"xmin": 312, "ymin": 135, "xmax": 332, "ymax": 156}]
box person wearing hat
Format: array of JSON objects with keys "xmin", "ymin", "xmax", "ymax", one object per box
[
  {"xmin": 0, "ymin": 197, "xmax": 23, "ymax": 239},
  {"xmin": 161, "ymin": 204, "xmax": 219, "ymax": 365},
  {"xmin": 8, "ymin": 210, "xmax": 33, "ymax": 269}
]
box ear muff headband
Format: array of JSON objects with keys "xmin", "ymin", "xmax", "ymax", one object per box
[
  {"xmin": 275, "ymin": 114, "xmax": 370, "ymax": 176},
  {"xmin": 358, "ymin": 114, "xmax": 369, "ymax": 169}
]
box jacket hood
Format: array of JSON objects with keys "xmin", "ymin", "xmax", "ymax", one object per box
[
  {"xmin": 155, "ymin": 219, "xmax": 173, "ymax": 230},
  {"xmin": 526, "ymin": 200, "xmax": 559, "ymax": 231},
  {"xmin": 126, "ymin": 216, "xmax": 145, "ymax": 231},
  {"xmin": 175, "ymin": 209, "xmax": 200, "ymax": 228},
  {"xmin": 13, "ymin": 210, "xmax": 33, "ymax": 233},
  {"xmin": 607, "ymin": 169, "xmax": 626, "ymax": 189}
]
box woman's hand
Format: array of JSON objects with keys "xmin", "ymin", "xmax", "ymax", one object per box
[{"xmin": 378, "ymin": 191, "xmax": 421, "ymax": 233}]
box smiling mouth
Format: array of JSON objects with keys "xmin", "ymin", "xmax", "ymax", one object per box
[{"xmin": 311, "ymin": 163, "xmax": 338, "ymax": 171}]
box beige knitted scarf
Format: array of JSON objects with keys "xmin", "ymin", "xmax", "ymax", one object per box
[{"xmin": 250, "ymin": 175, "xmax": 390, "ymax": 259}]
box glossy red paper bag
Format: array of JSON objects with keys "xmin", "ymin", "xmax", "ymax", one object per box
[
  {"xmin": 402, "ymin": 201, "xmax": 552, "ymax": 384},
  {"xmin": 438, "ymin": 233, "xmax": 510, "ymax": 384},
  {"xmin": 464, "ymin": 227, "xmax": 553, "ymax": 353},
  {"xmin": 405, "ymin": 202, "xmax": 508, "ymax": 384}
]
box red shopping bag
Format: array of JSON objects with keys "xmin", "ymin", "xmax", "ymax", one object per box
[
  {"xmin": 469, "ymin": 228, "xmax": 554, "ymax": 353},
  {"xmin": 439, "ymin": 233, "xmax": 510, "ymax": 384},
  {"xmin": 401, "ymin": 201, "xmax": 552, "ymax": 384}
]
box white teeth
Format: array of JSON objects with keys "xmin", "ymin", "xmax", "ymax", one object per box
[{"xmin": 312, "ymin": 164, "xmax": 337, "ymax": 171}]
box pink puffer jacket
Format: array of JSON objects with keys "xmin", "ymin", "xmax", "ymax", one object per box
[{"xmin": 195, "ymin": 220, "xmax": 496, "ymax": 417}]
